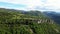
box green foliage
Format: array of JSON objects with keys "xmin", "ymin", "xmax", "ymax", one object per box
[{"xmin": 0, "ymin": 8, "xmax": 60, "ymax": 34}]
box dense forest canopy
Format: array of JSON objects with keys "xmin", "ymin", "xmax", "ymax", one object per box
[{"xmin": 0, "ymin": 8, "xmax": 60, "ymax": 34}]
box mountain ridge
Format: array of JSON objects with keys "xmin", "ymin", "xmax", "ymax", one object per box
[
  {"xmin": 0, "ymin": 8, "xmax": 60, "ymax": 34},
  {"xmin": 43, "ymin": 11, "xmax": 60, "ymax": 24}
]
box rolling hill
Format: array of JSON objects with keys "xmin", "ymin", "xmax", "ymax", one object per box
[{"xmin": 0, "ymin": 8, "xmax": 60, "ymax": 34}]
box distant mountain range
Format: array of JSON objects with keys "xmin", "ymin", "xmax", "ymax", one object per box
[{"xmin": 43, "ymin": 11, "xmax": 60, "ymax": 24}]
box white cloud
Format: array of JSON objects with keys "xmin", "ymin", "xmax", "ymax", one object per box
[
  {"xmin": 44, "ymin": 0, "xmax": 60, "ymax": 9},
  {"xmin": 0, "ymin": 0, "xmax": 60, "ymax": 11},
  {"xmin": 0, "ymin": 0, "xmax": 43, "ymax": 10}
]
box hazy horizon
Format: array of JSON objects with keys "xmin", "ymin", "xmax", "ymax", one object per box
[{"xmin": 0, "ymin": 0, "xmax": 60, "ymax": 12}]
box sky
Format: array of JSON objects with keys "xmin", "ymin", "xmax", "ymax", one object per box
[{"xmin": 0, "ymin": 0, "xmax": 60, "ymax": 12}]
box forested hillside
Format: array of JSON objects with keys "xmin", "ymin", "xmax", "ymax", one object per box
[
  {"xmin": 43, "ymin": 11, "xmax": 60, "ymax": 24},
  {"xmin": 0, "ymin": 8, "xmax": 60, "ymax": 34}
]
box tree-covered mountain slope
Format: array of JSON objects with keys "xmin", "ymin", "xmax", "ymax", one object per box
[
  {"xmin": 0, "ymin": 8, "xmax": 60, "ymax": 34},
  {"xmin": 43, "ymin": 11, "xmax": 60, "ymax": 24}
]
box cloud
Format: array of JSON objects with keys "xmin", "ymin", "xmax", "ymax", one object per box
[{"xmin": 0, "ymin": 0, "xmax": 60, "ymax": 12}]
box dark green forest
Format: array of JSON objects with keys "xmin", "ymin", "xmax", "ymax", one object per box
[
  {"xmin": 43, "ymin": 11, "xmax": 60, "ymax": 24},
  {"xmin": 0, "ymin": 8, "xmax": 60, "ymax": 34}
]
